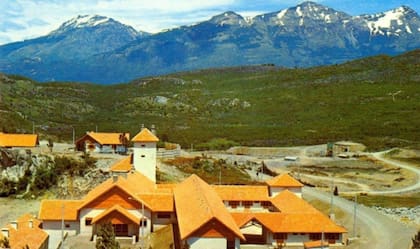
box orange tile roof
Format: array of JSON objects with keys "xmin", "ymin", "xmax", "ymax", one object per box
[
  {"xmin": 266, "ymin": 173, "xmax": 304, "ymax": 187},
  {"xmin": 110, "ymin": 155, "xmax": 133, "ymax": 172},
  {"xmin": 131, "ymin": 128, "xmax": 159, "ymax": 142},
  {"xmin": 304, "ymin": 240, "xmax": 329, "ymax": 248},
  {"xmin": 77, "ymin": 132, "xmax": 130, "ymax": 145},
  {"xmin": 138, "ymin": 193, "xmax": 174, "ymax": 212},
  {"xmin": 0, "ymin": 133, "xmax": 38, "ymax": 147},
  {"xmin": 174, "ymin": 174, "xmax": 244, "ymax": 240},
  {"xmin": 270, "ymin": 190, "xmax": 318, "ymax": 213},
  {"xmin": 79, "ymin": 171, "xmax": 156, "ymax": 211},
  {"xmin": 231, "ymin": 212, "xmax": 346, "ymax": 233},
  {"xmin": 213, "ymin": 185, "xmax": 269, "ymax": 201},
  {"xmin": 92, "ymin": 205, "xmax": 140, "ymax": 224},
  {"xmin": 38, "ymin": 200, "xmax": 82, "ymax": 221},
  {"xmin": 1, "ymin": 213, "xmax": 48, "ymax": 249}
]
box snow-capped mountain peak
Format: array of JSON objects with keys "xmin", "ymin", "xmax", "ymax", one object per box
[
  {"xmin": 262, "ymin": 1, "xmax": 350, "ymax": 26},
  {"xmin": 60, "ymin": 15, "xmax": 111, "ymax": 29},
  {"xmin": 209, "ymin": 11, "xmax": 247, "ymax": 26},
  {"xmin": 360, "ymin": 6, "xmax": 420, "ymax": 36},
  {"xmin": 67, "ymin": 15, "xmax": 110, "ymax": 28},
  {"xmin": 49, "ymin": 14, "xmax": 142, "ymax": 38}
]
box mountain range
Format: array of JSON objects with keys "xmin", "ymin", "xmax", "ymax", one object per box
[{"xmin": 0, "ymin": 1, "xmax": 419, "ymax": 84}]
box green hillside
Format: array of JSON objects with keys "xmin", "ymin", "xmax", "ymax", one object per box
[{"xmin": 1, "ymin": 50, "xmax": 419, "ymax": 150}]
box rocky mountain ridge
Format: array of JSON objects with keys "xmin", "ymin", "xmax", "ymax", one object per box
[{"xmin": 0, "ymin": 1, "xmax": 419, "ymax": 84}]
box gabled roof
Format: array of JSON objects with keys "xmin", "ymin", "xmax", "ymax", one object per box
[
  {"xmin": 110, "ymin": 155, "xmax": 133, "ymax": 172},
  {"xmin": 76, "ymin": 132, "xmax": 129, "ymax": 145},
  {"xmin": 92, "ymin": 205, "xmax": 140, "ymax": 224},
  {"xmin": 38, "ymin": 200, "xmax": 83, "ymax": 221},
  {"xmin": 266, "ymin": 173, "xmax": 304, "ymax": 187},
  {"xmin": 0, "ymin": 133, "xmax": 38, "ymax": 147},
  {"xmin": 174, "ymin": 174, "xmax": 244, "ymax": 240},
  {"xmin": 1, "ymin": 213, "xmax": 48, "ymax": 249},
  {"xmin": 231, "ymin": 212, "xmax": 346, "ymax": 233},
  {"xmin": 79, "ymin": 171, "xmax": 156, "ymax": 211},
  {"xmin": 131, "ymin": 128, "xmax": 159, "ymax": 142},
  {"xmin": 270, "ymin": 190, "xmax": 318, "ymax": 213},
  {"xmin": 213, "ymin": 185, "xmax": 269, "ymax": 201}
]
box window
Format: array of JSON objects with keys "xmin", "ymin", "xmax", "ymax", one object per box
[
  {"xmin": 65, "ymin": 224, "xmax": 70, "ymax": 228},
  {"xmin": 261, "ymin": 201, "xmax": 271, "ymax": 208},
  {"xmin": 228, "ymin": 201, "xmax": 239, "ymax": 208},
  {"xmin": 242, "ymin": 201, "xmax": 253, "ymax": 208},
  {"xmin": 273, "ymin": 233, "xmax": 288, "ymax": 240},
  {"xmin": 141, "ymin": 155, "xmax": 145, "ymax": 158},
  {"xmin": 141, "ymin": 220, "xmax": 147, "ymax": 227},
  {"xmin": 326, "ymin": 233, "xmax": 339, "ymax": 240},
  {"xmin": 309, "ymin": 233, "xmax": 322, "ymax": 240},
  {"xmin": 85, "ymin": 218, "xmax": 92, "ymax": 226},
  {"xmin": 141, "ymin": 144, "xmax": 146, "ymax": 147},
  {"xmin": 157, "ymin": 213, "xmax": 171, "ymax": 219},
  {"xmin": 113, "ymin": 224, "xmax": 128, "ymax": 235}
]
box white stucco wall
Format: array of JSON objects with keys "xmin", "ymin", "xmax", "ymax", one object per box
[
  {"xmin": 270, "ymin": 187, "xmax": 302, "ymax": 198},
  {"xmin": 187, "ymin": 237, "xmax": 227, "ymax": 249},
  {"xmin": 43, "ymin": 220, "xmax": 79, "ymax": 249},
  {"xmin": 133, "ymin": 142, "xmax": 156, "ymax": 182},
  {"xmin": 79, "ymin": 208, "xmax": 152, "ymax": 236}
]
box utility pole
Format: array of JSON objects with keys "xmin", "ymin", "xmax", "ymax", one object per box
[
  {"xmin": 330, "ymin": 174, "xmax": 334, "ymax": 220},
  {"xmin": 141, "ymin": 201, "xmax": 145, "ymax": 249},
  {"xmin": 219, "ymin": 165, "xmax": 222, "ymax": 185},
  {"xmin": 61, "ymin": 203, "xmax": 64, "ymax": 249},
  {"xmin": 353, "ymin": 194, "xmax": 358, "ymax": 238},
  {"xmin": 32, "ymin": 121, "xmax": 35, "ymax": 134},
  {"xmin": 72, "ymin": 126, "xmax": 75, "ymax": 145}
]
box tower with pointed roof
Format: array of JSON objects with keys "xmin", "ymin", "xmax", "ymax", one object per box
[{"xmin": 131, "ymin": 128, "xmax": 159, "ymax": 182}]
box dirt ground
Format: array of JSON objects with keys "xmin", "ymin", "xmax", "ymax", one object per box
[{"xmin": 0, "ymin": 197, "xmax": 41, "ymax": 226}]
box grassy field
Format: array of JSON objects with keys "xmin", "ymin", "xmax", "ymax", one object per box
[{"xmin": 1, "ymin": 50, "xmax": 420, "ymax": 150}]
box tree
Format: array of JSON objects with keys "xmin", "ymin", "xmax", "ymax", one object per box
[
  {"xmin": 96, "ymin": 222, "xmax": 120, "ymax": 249},
  {"xmin": 0, "ymin": 236, "xmax": 10, "ymax": 248},
  {"xmin": 413, "ymin": 230, "xmax": 420, "ymax": 249}
]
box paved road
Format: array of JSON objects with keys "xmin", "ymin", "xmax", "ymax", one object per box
[{"xmin": 303, "ymin": 187, "xmax": 417, "ymax": 249}]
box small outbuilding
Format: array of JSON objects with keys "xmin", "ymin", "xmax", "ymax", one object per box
[
  {"xmin": 75, "ymin": 132, "xmax": 129, "ymax": 153},
  {"xmin": 0, "ymin": 132, "xmax": 39, "ymax": 148},
  {"xmin": 329, "ymin": 141, "xmax": 366, "ymax": 157}
]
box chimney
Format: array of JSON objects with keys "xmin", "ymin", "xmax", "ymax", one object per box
[
  {"xmin": 10, "ymin": 221, "xmax": 17, "ymax": 230},
  {"xmin": 141, "ymin": 124, "xmax": 145, "ymax": 129},
  {"xmin": 1, "ymin": 228, "xmax": 9, "ymax": 238},
  {"xmin": 112, "ymin": 175, "xmax": 118, "ymax": 183},
  {"xmin": 151, "ymin": 124, "xmax": 156, "ymax": 135},
  {"xmin": 29, "ymin": 219, "xmax": 33, "ymax": 228}
]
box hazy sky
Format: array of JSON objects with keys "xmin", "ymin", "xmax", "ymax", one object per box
[{"xmin": 0, "ymin": 0, "xmax": 419, "ymax": 45}]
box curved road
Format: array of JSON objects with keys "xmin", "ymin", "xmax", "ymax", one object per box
[
  {"xmin": 302, "ymin": 149, "xmax": 419, "ymax": 249},
  {"xmin": 369, "ymin": 151, "xmax": 420, "ymax": 194},
  {"xmin": 303, "ymin": 187, "xmax": 416, "ymax": 249}
]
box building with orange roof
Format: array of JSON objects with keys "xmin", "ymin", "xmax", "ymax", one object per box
[
  {"xmin": 75, "ymin": 131, "xmax": 130, "ymax": 153},
  {"xmin": 0, "ymin": 132, "xmax": 39, "ymax": 148},
  {"xmin": 266, "ymin": 173, "xmax": 304, "ymax": 197},
  {"xmin": 37, "ymin": 128, "xmax": 346, "ymax": 249},
  {"xmin": 174, "ymin": 175, "xmax": 244, "ymax": 249},
  {"xmin": 0, "ymin": 213, "xmax": 48, "ymax": 249}
]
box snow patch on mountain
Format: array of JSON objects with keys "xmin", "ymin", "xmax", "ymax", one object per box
[
  {"xmin": 363, "ymin": 6, "xmax": 416, "ymax": 35},
  {"xmin": 63, "ymin": 15, "xmax": 110, "ymax": 29}
]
